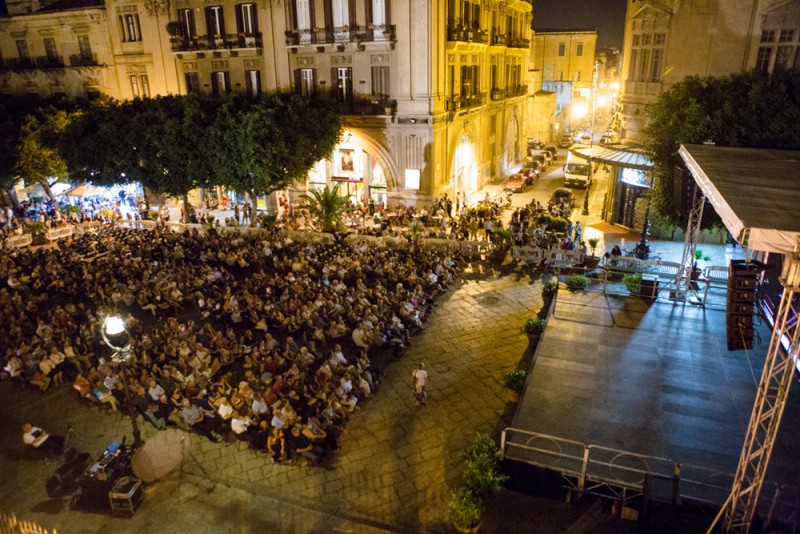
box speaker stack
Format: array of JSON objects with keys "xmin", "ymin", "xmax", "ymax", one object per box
[{"xmin": 727, "ymin": 260, "xmax": 760, "ymax": 351}]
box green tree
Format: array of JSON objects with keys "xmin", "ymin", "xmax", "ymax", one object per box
[
  {"xmin": 63, "ymin": 96, "xmax": 214, "ymax": 221},
  {"xmin": 59, "ymin": 98, "xmax": 134, "ymax": 188},
  {"xmin": 16, "ymin": 109, "xmax": 74, "ymax": 218},
  {"xmin": 643, "ymin": 71, "xmax": 800, "ymax": 227},
  {"xmin": 209, "ymin": 92, "xmax": 342, "ymax": 225},
  {"xmin": 300, "ymin": 184, "xmax": 348, "ymax": 232},
  {"xmin": 0, "ymin": 97, "xmax": 28, "ymax": 210}
]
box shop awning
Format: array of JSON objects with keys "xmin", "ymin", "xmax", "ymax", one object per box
[
  {"xmin": 679, "ymin": 143, "xmax": 800, "ymax": 255},
  {"xmin": 569, "ymin": 144, "xmax": 653, "ymax": 171}
]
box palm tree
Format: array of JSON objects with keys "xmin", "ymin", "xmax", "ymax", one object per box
[{"xmin": 299, "ymin": 184, "xmax": 348, "ymax": 233}]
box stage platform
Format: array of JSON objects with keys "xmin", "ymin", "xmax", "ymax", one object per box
[{"xmin": 506, "ymin": 291, "xmax": 800, "ymax": 490}]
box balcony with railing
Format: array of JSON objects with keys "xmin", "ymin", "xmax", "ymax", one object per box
[
  {"xmin": 70, "ymin": 54, "xmax": 99, "ymax": 67},
  {"xmin": 0, "ymin": 56, "xmax": 66, "ymax": 70},
  {"xmin": 490, "ymin": 30, "xmax": 507, "ymax": 46},
  {"xmin": 447, "ymin": 20, "xmax": 489, "ymax": 45},
  {"xmin": 338, "ymin": 97, "xmax": 396, "ymax": 116},
  {"xmin": 447, "ymin": 93, "xmax": 487, "ymax": 113},
  {"xmin": 491, "ymin": 88, "xmax": 506, "ymax": 101},
  {"xmin": 507, "ymin": 84, "xmax": 528, "ymax": 97},
  {"xmin": 507, "ymin": 35, "xmax": 530, "ymax": 49},
  {"xmin": 170, "ymin": 32, "xmax": 263, "ymax": 52},
  {"xmin": 285, "ymin": 24, "xmax": 396, "ymax": 46}
]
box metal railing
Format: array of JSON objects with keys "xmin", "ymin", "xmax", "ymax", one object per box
[
  {"xmin": 284, "ymin": 24, "xmax": 396, "ymax": 46},
  {"xmin": 507, "ymin": 36, "xmax": 530, "ymax": 49},
  {"xmin": 170, "ymin": 32, "xmax": 262, "ymax": 52},
  {"xmin": 0, "ymin": 56, "xmax": 64, "ymax": 70},
  {"xmin": 69, "ymin": 54, "xmax": 99, "ymax": 67},
  {"xmin": 501, "ymin": 428, "xmax": 799, "ymax": 527},
  {"xmin": 446, "ymin": 20, "xmax": 489, "ymax": 44}
]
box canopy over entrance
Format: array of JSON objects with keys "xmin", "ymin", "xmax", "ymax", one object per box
[
  {"xmin": 679, "ymin": 143, "xmax": 800, "ymax": 255},
  {"xmin": 570, "ymin": 144, "xmax": 653, "ymax": 171}
]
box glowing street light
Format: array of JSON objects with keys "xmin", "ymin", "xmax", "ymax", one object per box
[{"xmin": 101, "ymin": 314, "xmax": 143, "ymax": 448}]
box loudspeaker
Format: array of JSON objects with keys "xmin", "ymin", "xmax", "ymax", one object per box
[{"xmin": 726, "ymin": 261, "xmax": 763, "ymax": 352}]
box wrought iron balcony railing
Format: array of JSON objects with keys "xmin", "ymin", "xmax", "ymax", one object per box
[
  {"xmin": 285, "ymin": 24, "xmax": 396, "ymax": 46},
  {"xmin": 70, "ymin": 54, "xmax": 99, "ymax": 67},
  {"xmin": 447, "ymin": 20, "xmax": 488, "ymax": 44},
  {"xmin": 170, "ymin": 32, "xmax": 263, "ymax": 52},
  {"xmin": 0, "ymin": 56, "xmax": 66, "ymax": 70}
]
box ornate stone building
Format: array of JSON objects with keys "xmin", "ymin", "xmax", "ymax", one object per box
[
  {"xmin": 0, "ymin": 0, "xmax": 535, "ymax": 207},
  {"xmin": 530, "ymin": 28, "xmax": 597, "ymax": 135},
  {"xmin": 619, "ymin": 0, "xmax": 800, "ymax": 144}
]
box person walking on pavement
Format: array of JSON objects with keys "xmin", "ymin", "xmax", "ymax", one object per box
[
  {"xmin": 412, "ymin": 363, "xmax": 428, "ymax": 407},
  {"xmin": 573, "ymin": 221, "xmax": 583, "ymax": 243}
]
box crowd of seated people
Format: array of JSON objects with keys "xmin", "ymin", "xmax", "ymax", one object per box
[{"xmin": 0, "ymin": 226, "xmax": 459, "ymax": 465}]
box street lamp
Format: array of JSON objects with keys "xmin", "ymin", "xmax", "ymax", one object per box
[
  {"xmin": 101, "ymin": 314, "xmax": 143, "ymax": 449},
  {"xmin": 581, "ymin": 174, "xmax": 592, "ymax": 216},
  {"xmin": 634, "ymin": 173, "xmax": 656, "ymax": 260}
]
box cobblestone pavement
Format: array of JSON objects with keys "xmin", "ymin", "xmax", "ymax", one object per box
[{"xmin": 0, "ymin": 265, "xmax": 544, "ymax": 533}]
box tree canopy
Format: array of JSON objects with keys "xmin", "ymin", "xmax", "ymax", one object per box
[
  {"xmin": 642, "ymin": 70, "xmax": 800, "ymax": 227},
  {"xmin": 0, "ymin": 95, "xmax": 67, "ymax": 208},
  {"xmin": 60, "ymin": 92, "xmax": 342, "ymax": 222},
  {"xmin": 15, "ymin": 108, "xmax": 77, "ymax": 216}
]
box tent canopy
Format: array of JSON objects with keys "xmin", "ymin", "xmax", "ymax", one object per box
[
  {"xmin": 65, "ymin": 184, "xmax": 108, "ymax": 197},
  {"xmin": 570, "ymin": 144, "xmax": 653, "ymax": 171},
  {"xmin": 679, "ymin": 143, "xmax": 800, "ymax": 255}
]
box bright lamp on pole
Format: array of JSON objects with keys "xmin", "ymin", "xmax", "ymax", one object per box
[{"xmin": 100, "ymin": 314, "xmax": 142, "ymax": 448}]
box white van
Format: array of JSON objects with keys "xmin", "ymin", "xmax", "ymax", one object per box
[{"xmin": 563, "ymin": 147, "xmax": 591, "ymax": 189}]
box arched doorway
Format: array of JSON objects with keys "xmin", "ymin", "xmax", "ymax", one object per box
[
  {"xmin": 300, "ymin": 131, "xmax": 390, "ymax": 208},
  {"xmin": 451, "ymin": 133, "xmax": 478, "ymax": 201}
]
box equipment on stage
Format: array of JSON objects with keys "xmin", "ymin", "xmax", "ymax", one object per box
[{"xmin": 70, "ymin": 438, "xmax": 144, "ymax": 515}]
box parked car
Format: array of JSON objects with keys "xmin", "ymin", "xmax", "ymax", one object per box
[
  {"xmin": 539, "ymin": 150, "xmax": 552, "ymax": 166},
  {"xmin": 523, "ymin": 160, "xmax": 543, "ymax": 177},
  {"xmin": 530, "ymin": 154, "xmax": 548, "ymax": 170},
  {"xmin": 504, "ymin": 173, "xmax": 529, "ymax": 193},
  {"xmin": 558, "ymin": 135, "xmax": 573, "ymax": 149},
  {"xmin": 549, "ymin": 188, "xmax": 575, "ymax": 215},
  {"xmin": 544, "ymin": 145, "xmax": 559, "ymax": 161}
]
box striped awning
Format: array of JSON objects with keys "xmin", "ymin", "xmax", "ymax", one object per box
[{"xmin": 570, "ymin": 144, "xmax": 653, "ymax": 171}]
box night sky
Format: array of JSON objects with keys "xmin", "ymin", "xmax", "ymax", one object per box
[{"xmin": 532, "ymin": 0, "xmax": 628, "ymax": 49}]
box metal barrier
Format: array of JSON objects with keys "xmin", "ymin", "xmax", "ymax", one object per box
[
  {"xmin": 512, "ymin": 246, "xmax": 546, "ymax": 266},
  {"xmin": 501, "ymin": 428, "xmax": 798, "ymax": 525},
  {"xmin": 45, "ymin": 226, "xmax": 74, "ymax": 241},
  {"xmin": 5, "ymin": 234, "xmax": 32, "ymax": 249},
  {"xmin": 704, "ymin": 265, "xmax": 729, "ymax": 284},
  {"xmin": 77, "ymin": 222, "xmax": 102, "ymax": 234}
]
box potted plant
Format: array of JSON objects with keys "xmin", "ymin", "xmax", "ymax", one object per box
[
  {"xmin": 165, "ymin": 21, "xmax": 182, "ymax": 37},
  {"xmin": 524, "ymin": 316, "xmax": 546, "ymax": 347},
  {"xmin": 584, "ymin": 237, "xmax": 601, "ymax": 269},
  {"xmin": 408, "ymin": 220, "xmax": 422, "ymax": 244},
  {"xmin": 623, "ymin": 273, "xmax": 642, "ymax": 295},
  {"xmin": 565, "ymin": 274, "xmax": 590, "ymax": 291},
  {"xmin": 24, "ymin": 220, "xmax": 46, "ymax": 245},
  {"xmin": 542, "ymin": 280, "xmax": 558, "ymax": 309},
  {"xmin": 503, "ymin": 369, "xmax": 527, "ymax": 402},
  {"xmin": 448, "ymin": 486, "xmax": 481, "ymax": 533},
  {"xmin": 449, "ymin": 433, "xmax": 507, "ymax": 532},
  {"xmin": 692, "ymin": 249, "xmax": 711, "ymax": 277}
]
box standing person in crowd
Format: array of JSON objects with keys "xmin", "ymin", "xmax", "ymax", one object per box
[{"xmin": 411, "ymin": 363, "xmax": 428, "ymax": 407}]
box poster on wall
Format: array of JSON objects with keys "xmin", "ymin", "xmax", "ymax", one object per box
[{"xmin": 339, "ymin": 149, "xmax": 355, "ymax": 174}]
